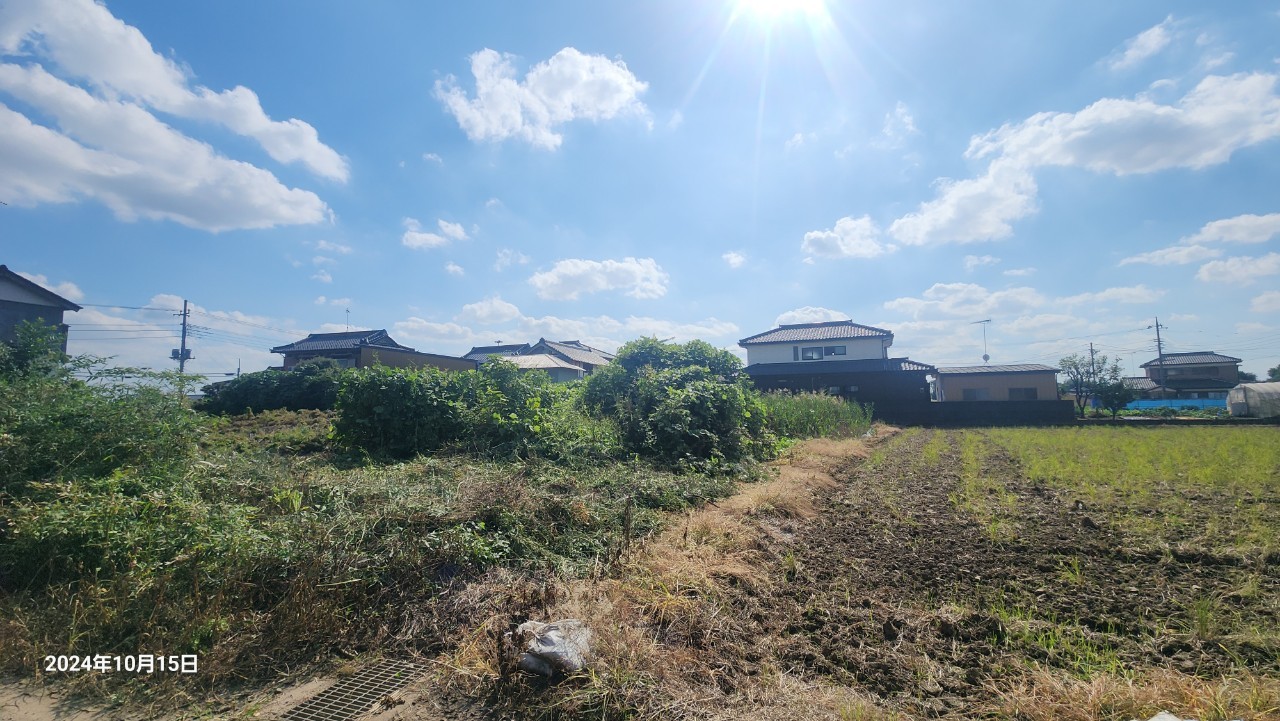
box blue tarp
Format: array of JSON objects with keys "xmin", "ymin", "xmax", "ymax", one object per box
[{"xmin": 1124, "ymin": 398, "xmax": 1225, "ymax": 410}]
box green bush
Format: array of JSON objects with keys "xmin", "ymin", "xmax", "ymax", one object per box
[
  {"xmin": 759, "ymin": 391, "xmax": 872, "ymax": 439},
  {"xmin": 332, "ymin": 364, "xmax": 464, "ymax": 457},
  {"xmin": 197, "ymin": 359, "xmax": 344, "ymax": 415},
  {"xmin": 583, "ymin": 338, "xmax": 775, "ymax": 468},
  {"xmin": 0, "ymin": 326, "xmax": 200, "ymax": 497}
]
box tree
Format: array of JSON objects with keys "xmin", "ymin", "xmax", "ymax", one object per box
[
  {"xmin": 1094, "ymin": 360, "xmax": 1135, "ymax": 419},
  {"xmin": 1239, "ymin": 371, "xmax": 1258, "ymax": 383},
  {"xmin": 1059, "ymin": 352, "xmax": 1108, "ymax": 417},
  {"xmin": 1268, "ymin": 365, "xmax": 1280, "ymax": 382}
]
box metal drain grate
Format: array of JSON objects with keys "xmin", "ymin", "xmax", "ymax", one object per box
[{"xmin": 280, "ymin": 659, "xmax": 424, "ymax": 721}]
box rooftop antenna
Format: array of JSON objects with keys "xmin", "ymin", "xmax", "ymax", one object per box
[
  {"xmin": 345, "ymin": 308, "xmax": 350, "ymax": 331},
  {"xmin": 970, "ymin": 319, "xmax": 991, "ymax": 363}
]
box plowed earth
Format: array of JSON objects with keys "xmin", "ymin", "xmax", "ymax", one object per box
[{"xmin": 720, "ymin": 428, "xmax": 1279, "ymax": 717}]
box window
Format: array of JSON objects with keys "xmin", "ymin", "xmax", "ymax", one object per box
[
  {"xmin": 1008, "ymin": 387, "xmax": 1038, "ymax": 400},
  {"xmin": 823, "ymin": 345, "xmax": 846, "ymax": 356},
  {"xmin": 801, "ymin": 347, "xmax": 823, "ymax": 360},
  {"xmin": 962, "ymin": 388, "xmax": 991, "ymax": 401}
]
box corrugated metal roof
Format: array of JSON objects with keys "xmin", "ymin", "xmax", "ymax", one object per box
[
  {"xmin": 0, "ymin": 265, "xmax": 83, "ymax": 311},
  {"xmin": 936, "ymin": 364, "xmax": 1059, "ymax": 375},
  {"xmin": 739, "ymin": 320, "xmax": 893, "ymax": 345},
  {"xmin": 533, "ymin": 339, "xmax": 614, "ymax": 366},
  {"xmin": 1139, "ymin": 352, "xmax": 1241, "ymax": 368},
  {"xmin": 745, "ymin": 358, "xmax": 934, "ymax": 376}
]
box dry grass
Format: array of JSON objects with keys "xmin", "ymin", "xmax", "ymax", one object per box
[{"xmin": 983, "ymin": 666, "xmax": 1280, "ymax": 721}]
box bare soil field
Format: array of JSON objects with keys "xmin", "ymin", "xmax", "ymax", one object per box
[{"xmin": 712, "ymin": 427, "xmax": 1279, "ymax": 718}]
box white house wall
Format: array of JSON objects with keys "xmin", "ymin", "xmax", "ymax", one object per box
[
  {"xmin": 745, "ymin": 337, "xmax": 887, "ymax": 365},
  {"xmin": 0, "ymin": 280, "xmax": 58, "ymax": 306}
]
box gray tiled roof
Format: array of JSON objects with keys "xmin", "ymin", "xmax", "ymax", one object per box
[
  {"xmin": 1139, "ymin": 352, "xmax": 1241, "ymax": 368},
  {"xmin": 1124, "ymin": 377, "xmax": 1159, "ymax": 391},
  {"xmin": 1125, "ymin": 376, "xmax": 1236, "ymax": 391},
  {"xmin": 745, "ymin": 358, "xmax": 934, "ymax": 376},
  {"xmin": 466, "ymin": 343, "xmax": 530, "ymax": 362},
  {"xmin": 503, "ymin": 354, "xmax": 585, "ymax": 371},
  {"xmin": 739, "ymin": 320, "xmax": 893, "ymax": 345},
  {"xmin": 936, "ymin": 364, "xmax": 1059, "ymax": 375},
  {"xmin": 271, "ymin": 329, "xmax": 411, "ymax": 354}
]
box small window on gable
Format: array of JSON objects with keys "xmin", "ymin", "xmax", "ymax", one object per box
[
  {"xmin": 801, "ymin": 347, "xmax": 823, "ymax": 360},
  {"xmin": 823, "ymin": 346, "xmax": 846, "ymax": 356}
]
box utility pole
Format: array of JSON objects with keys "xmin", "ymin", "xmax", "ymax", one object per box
[
  {"xmin": 1088, "ymin": 342, "xmax": 1097, "ymax": 383},
  {"xmin": 171, "ymin": 299, "xmax": 192, "ymax": 372},
  {"xmin": 1153, "ymin": 316, "xmax": 1166, "ymax": 399}
]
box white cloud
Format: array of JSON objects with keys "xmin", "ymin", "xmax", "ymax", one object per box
[
  {"xmin": 775, "ymin": 307, "xmax": 850, "ymax": 325},
  {"xmin": 315, "ymin": 240, "xmax": 352, "ymax": 254},
  {"xmin": 313, "ymin": 296, "xmax": 350, "ymax": 307},
  {"xmin": 494, "ymin": 248, "xmax": 531, "ymax": 271},
  {"xmin": 485, "ymin": 197, "xmax": 504, "ymax": 210},
  {"xmin": 1196, "ymin": 252, "xmax": 1280, "ymax": 284},
  {"xmin": 883, "ymin": 283, "xmax": 1046, "ymax": 319},
  {"xmin": 435, "ymin": 47, "xmax": 649, "ymax": 149},
  {"xmin": 964, "ymin": 254, "xmax": 1000, "ymax": 272},
  {"xmin": 16, "ymin": 270, "xmax": 84, "ymax": 301},
  {"xmin": 528, "ymin": 257, "xmax": 669, "ymax": 300},
  {"xmin": 0, "ymin": 66, "xmax": 330, "ymax": 231},
  {"xmin": 1119, "ymin": 244, "xmax": 1222, "ymax": 266},
  {"xmin": 401, "ymin": 217, "xmax": 454, "ymax": 249},
  {"xmin": 314, "ymin": 295, "xmax": 327, "ymax": 305},
  {"xmin": 1183, "ymin": 212, "xmax": 1280, "ymax": 244},
  {"xmin": 1061, "ymin": 284, "xmax": 1165, "ymax": 305},
  {"xmin": 1002, "ymin": 267, "xmax": 1036, "ymax": 277},
  {"xmin": 893, "ymin": 72, "xmax": 1280, "ymax": 246},
  {"xmin": 311, "ymin": 269, "xmax": 332, "ymax": 283},
  {"xmin": 444, "ymin": 262, "xmax": 465, "ymax": 276},
  {"xmin": 784, "ymin": 131, "xmax": 814, "ymax": 151},
  {"xmin": 722, "ymin": 251, "xmax": 746, "ymax": 268},
  {"xmin": 0, "ymin": 0, "xmax": 347, "ymax": 181},
  {"xmin": 312, "ymin": 255, "xmax": 336, "ymax": 265},
  {"xmin": 1109, "ymin": 16, "xmax": 1175, "ymax": 71},
  {"xmin": 1250, "ymin": 291, "xmax": 1280, "ymax": 313},
  {"xmin": 877, "ymin": 101, "xmax": 919, "ymax": 148},
  {"xmin": 802, "ymin": 215, "xmax": 894, "ymax": 258},
  {"xmin": 619, "ymin": 316, "xmax": 739, "ymax": 343},
  {"xmin": 457, "ymin": 296, "xmax": 522, "ymax": 325},
  {"xmin": 889, "ymin": 161, "xmax": 1038, "ymax": 245},
  {"xmin": 438, "ymin": 219, "xmax": 469, "ymax": 241},
  {"xmin": 423, "ymin": 152, "xmax": 443, "ymax": 164}
]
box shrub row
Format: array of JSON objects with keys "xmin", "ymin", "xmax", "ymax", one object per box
[{"xmin": 196, "ymin": 358, "xmax": 344, "ymax": 415}]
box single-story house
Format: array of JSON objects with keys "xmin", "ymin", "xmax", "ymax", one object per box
[
  {"xmin": 270, "ymin": 329, "xmax": 476, "ymax": 372},
  {"xmin": 464, "ymin": 343, "xmax": 530, "ymax": 364},
  {"xmin": 739, "ymin": 320, "xmax": 935, "ymax": 404},
  {"xmin": 934, "ymin": 364, "xmax": 1061, "ymax": 402},
  {"xmin": 0, "ymin": 264, "xmax": 82, "ymax": 352},
  {"xmin": 525, "ymin": 338, "xmax": 615, "ymax": 374},
  {"xmin": 501, "ymin": 353, "xmax": 587, "ymax": 382}
]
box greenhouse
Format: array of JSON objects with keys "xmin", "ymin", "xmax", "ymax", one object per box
[{"xmin": 1227, "ymin": 382, "xmax": 1280, "ymax": 418}]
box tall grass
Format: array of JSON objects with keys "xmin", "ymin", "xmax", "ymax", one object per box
[{"xmin": 760, "ymin": 392, "xmax": 873, "ymax": 439}]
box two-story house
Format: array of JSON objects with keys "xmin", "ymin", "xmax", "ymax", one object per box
[
  {"xmin": 738, "ymin": 320, "xmax": 934, "ymax": 405},
  {"xmin": 1126, "ymin": 351, "xmax": 1242, "ymax": 400}
]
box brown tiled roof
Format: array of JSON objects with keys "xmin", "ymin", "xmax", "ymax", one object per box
[
  {"xmin": 739, "ymin": 320, "xmax": 892, "ymax": 345},
  {"xmin": 1139, "ymin": 352, "xmax": 1241, "ymax": 368},
  {"xmin": 936, "ymin": 364, "xmax": 1059, "ymax": 375}
]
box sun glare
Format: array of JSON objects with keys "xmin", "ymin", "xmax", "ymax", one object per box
[{"xmin": 734, "ymin": 0, "xmax": 827, "ymax": 23}]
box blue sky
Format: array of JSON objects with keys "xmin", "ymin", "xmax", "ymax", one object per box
[{"xmin": 3, "ymin": 0, "xmax": 1279, "ymax": 379}]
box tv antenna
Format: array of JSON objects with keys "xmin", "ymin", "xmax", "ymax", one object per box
[{"xmin": 970, "ymin": 319, "xmax": 991, "ymax": 363}]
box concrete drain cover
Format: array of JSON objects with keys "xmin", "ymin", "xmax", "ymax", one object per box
[{"xmin": 280, "ymin": 659, "xmax": 424, "ymax": 721}]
